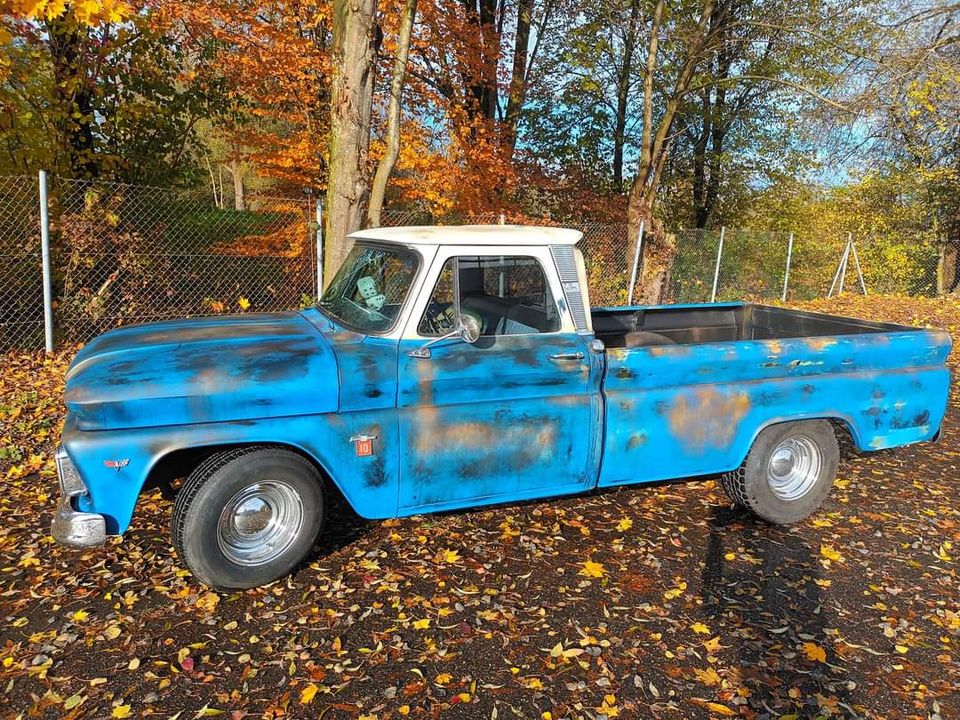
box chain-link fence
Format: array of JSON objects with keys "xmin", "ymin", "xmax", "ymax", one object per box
[
  {"xmin": 0, "ymin": 174, "xmax": 317, "ymax": 351},
  {"xmin": 378, "ymin": 209, "xmax": 947, "ymax": 307},
  {"xmin": 0, "ymin": 174, "xmax": 950, "ymax": 353},
  {"xmin": 51, "ymin": 178, "xmax": 316, "ymax": 344},
  {"xmin": 0, "ymin": 176, "xmax": 44, "ymax": 350}
]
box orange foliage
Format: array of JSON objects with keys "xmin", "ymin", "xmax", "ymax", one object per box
[
  {"xmin": 390, "ymin": 114, "xmax": 514, "ymax": 217},
  {"xmin": 389, "ymin": 0, "xmax": 516, "ymax": 216},
  {"xmin": 155, "ymin": 0, "xmax": 331, "ymax": 189},
  {"xmin": 156, "ymin": 0, "xmax": 526, "ymax": 216}
]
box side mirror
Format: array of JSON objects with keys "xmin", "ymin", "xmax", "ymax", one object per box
[
  {"xmin": 408, "ymin": 313, "xmax": 481, "ymax": 359},
  {"xmin": 459, "ymin": 313, "xmax": 480, "ymax": 344}
]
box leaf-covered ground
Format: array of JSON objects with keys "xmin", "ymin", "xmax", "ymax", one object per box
[{"xmin": 1, "ymin": 295, "xmax": 958, "ymax": 720}]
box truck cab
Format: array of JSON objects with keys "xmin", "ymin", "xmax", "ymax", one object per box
[{"xmin": 322, "ymin": 227, "xmax": 604, "ymax": 513}]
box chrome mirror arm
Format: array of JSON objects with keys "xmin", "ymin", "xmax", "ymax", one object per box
[{"xmin": 408, "ymin": 324, "xmax": 463, "ymax": 359}]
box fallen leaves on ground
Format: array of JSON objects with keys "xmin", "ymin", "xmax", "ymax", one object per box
[{"xmin": 1, "ymin": 295, "xmax": 959, "ymax": 718}]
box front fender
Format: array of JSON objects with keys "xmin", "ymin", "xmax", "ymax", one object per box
[{"xmin": 62, "ymin": 410, "xmax": 400, "ymax": 534}]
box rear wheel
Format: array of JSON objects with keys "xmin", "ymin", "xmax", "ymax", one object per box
[
  {"xmin": 172, "ymin": 446, "xmax": 325, "ymax": 589},
  {"xmin": 720, "ymin": 420, "xmax": 839, "ymax": 524}
]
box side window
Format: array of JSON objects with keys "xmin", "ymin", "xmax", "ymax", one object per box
[
  {"xmin": 418, "ymin": 259, "xmax": 456, "ymax": 336},
  {"xmin": 418, "ymin": 256, "xmax": 561, "ymax": 337}
]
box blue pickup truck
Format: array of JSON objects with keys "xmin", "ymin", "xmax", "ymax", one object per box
[{"xmin": 53, "ymin": 226, "xmax": 952, "ymax": 588}]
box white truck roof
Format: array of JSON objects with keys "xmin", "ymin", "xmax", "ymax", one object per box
[{"xmin": 348, "ymin": 224, "xmax": 582, "ymax": 246}]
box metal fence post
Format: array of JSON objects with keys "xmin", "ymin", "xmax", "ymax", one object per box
[
  {"xmin": 710, "ymin": 226, "xmax": 725, "ymax": 303},
  {"xmin": 39, "ymin": 170, "xmax": 54, "ymax": 353},
  {"xmin": 315, "ymin": 198, "xmax": 323, "ymax": 296},
  {"xmin": 781, "ymin": 231, "xmax": 794, "ymax": 302},
  {"xmin": 839, "ymin": 232, "xmax": 851, "ymax": 295},
  {"xmin": 850, "ymin": 235, "xmax": 867, "ymax": 295},
  {"xmin": 828, "ymin": 234, "xmax": 851, "ymax": 298},
  {"xmin": 626, "ymin": 220, "xmax": 644, "ymax": 306}
]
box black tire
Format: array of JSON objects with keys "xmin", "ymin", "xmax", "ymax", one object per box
[
  {"xmin": 720, "ymin": 420, "xmax": 839, "ymax": 524},
  {"xmin": 171, "ymin": 446, "xmax": 325, "ymax": 589}
]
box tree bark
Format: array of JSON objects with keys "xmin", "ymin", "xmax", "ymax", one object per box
[
  {"xmin": 367, "ymin": 0, "xmax": 417, "ymax": 228},
  {"xmin": 613, "ymin": 0, "xmax": 642, "ymax": 191},
  {"xmin": 941, "ymin": 217, "xmax": 960, "ymax": 294},
  {"xmin": 505, "ymin": 0, "xmax": 534, "ymax": 155},
  {"xmin": 690, "ymin": 89, "xmax": 711, "ymax": 226},
  {"xmin": 228, "ymin": 157, "xmax": 245, "ymax": 211},
  {"xmin": 461, "ymin": 0, "xmax": 499, "ymax": 121},
  {"xmin": 626, "ymin": 0, "xmax": 716, "ymax": 303},
  {"xmin": 693, "ymin": 9, "xmax": 732, "ymax": 228},
  {"xmin": 325, "ymin": 0, "xmax": 379, "ymax": 284}
]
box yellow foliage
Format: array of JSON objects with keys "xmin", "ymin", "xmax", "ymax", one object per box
[
  {"xmin": 803, "ymin": 642, "xmax": 827, "ymax": 663},
  {"xmin": 579, "ymin": 559, "xmax": 606, "ymax": 578},
  {"xmin": 2, "ymin": 0, "xmax": 130, "ymax": 23}
]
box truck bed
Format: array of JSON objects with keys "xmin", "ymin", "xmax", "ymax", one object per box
[
  {"xmin": 594, "ymin": 302, "xmax": 952, "ymax": 490},
  {"xmin": 592, "ymin": 303, "xmax": 913, "ymax": 348}
]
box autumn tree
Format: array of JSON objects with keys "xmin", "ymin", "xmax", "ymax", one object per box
[
  {"xmin": 367, "ymin": 0, "xmax": 417, "ymax": 227},
  {"xmin": 863, "ymin": 2, "xmax": 960, "ymax": 291},
  {"xmin": 620, "ymin": 0, "xmax": 890, "ymax": 302},
  {"xmin": 156, "ymin": 0, "xmax": 333, "ymax": 190},
  {"xmin": 324, "ymin": 0, "xmax": 377, "ymax": 280},
  {"xmin": 3, "ymin": 0, "xmax": 236, "ymax": 181}
]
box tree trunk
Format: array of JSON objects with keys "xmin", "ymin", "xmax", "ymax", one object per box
[
  {"xmin": 477, "ymin": 0, "xmax": 499, "ymax": 120},
  {"xmin": 47, "ymin": 19, "xmax": 98, "ymax": 178},
  {"xmin": 229, "ymin": 157, "xmax": 245, "ymax": 211},
  {"xmin": 367, "ymin": 0, "xmax": 417, "ymax": 228},
  {"xmin": 505, "ymin": 0, "xmax": 534, "ymax": 155},
  {"xmin": 613, "ymin": 0, "xmax": 642, "ymax": 191},
  {"xmin": 690, "ymin": 90, "xmax": 711, "ymax": 227},
  {"xmin": 462, "ymin": 0, "xmax": 499, "ymax": 121},
  {"xmin": 325, "ymin": 0, "xmax": 378, "ymax": 285},
  {"xmin": 628, "ymin": 200, "xmax": 676, "ymax": 304},
  {"xmin": 626, "ymin": 0, "xmax": 715, "ymax": 301},
  {"xmin": 941, "ymin": 218, "xmax": 960, "ymax": 294}
]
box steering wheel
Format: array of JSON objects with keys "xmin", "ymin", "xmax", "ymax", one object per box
[{"xmin": 422, "ymin": 302, "xmax": 455, "ymax": 335}]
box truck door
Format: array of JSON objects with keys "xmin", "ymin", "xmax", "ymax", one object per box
[{"xmin": 396, "ymin": 248, "xmax": 602, "ymax": 513}]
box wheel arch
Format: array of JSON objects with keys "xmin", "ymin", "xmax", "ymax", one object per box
[
  {"xmin": 144, "ymin": 440, "xmax": 351, "ymax": 509},
  {"xmin": 737, "ymin": 413, "xmax": 862, "ymax": 468}
]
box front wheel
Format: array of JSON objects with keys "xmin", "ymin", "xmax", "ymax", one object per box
[
  {"xmin": 171, "ymin": 446, "xmax": 325, "ymax": 589},
  {"xmin": 720, "ymin": 420, "xmax": 839, "ymax": 524}
]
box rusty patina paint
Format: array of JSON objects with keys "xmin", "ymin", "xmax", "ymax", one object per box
[
  {"xmin": 805, "ymin": 336, "xmax": 839, "ymax": 352},
  {"xmin": 598, "ymin": 321, "xmax": 951, "ymax": 488},
  {"xmin": 396, "ymin": 331, "xmax": 600, "ymax": 512},
  {"xmin": 648, "ymin": 344, "xmax": 694, "ymax": 358},
  {"xmin": 666, "ymin": 388, "xmax": 751, "ymax": 451},
  {"xmin": 59, "ymin": 299, "xmax": 952, "ymax": 537}
]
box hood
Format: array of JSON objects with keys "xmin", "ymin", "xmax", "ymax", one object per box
[{"xmin": 65, "ymin": 312, "xmax": 339, "ymax": 430}]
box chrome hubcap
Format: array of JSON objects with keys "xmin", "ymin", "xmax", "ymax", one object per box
[
  {"xmin": 767, "ymin": 435, "xmax": 822, "ymax": 501},
  {"xmin": 217, "ymin": 481, "xmax": 304, "ymax": 566}
]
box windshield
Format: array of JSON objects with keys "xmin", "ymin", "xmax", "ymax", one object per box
[{"xmin": 319, "ymin": 243, "xmax": 419, "ymax": 334}]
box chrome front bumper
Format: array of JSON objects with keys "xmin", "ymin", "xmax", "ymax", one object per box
[{"xmin": 51, "ymin": 447, "xmax": 106, "ymax": 548}]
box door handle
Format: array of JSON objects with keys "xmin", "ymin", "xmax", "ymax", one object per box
[{"xmin": 549, "ymin": 351, "xmax": 585, "ymax": 362}]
